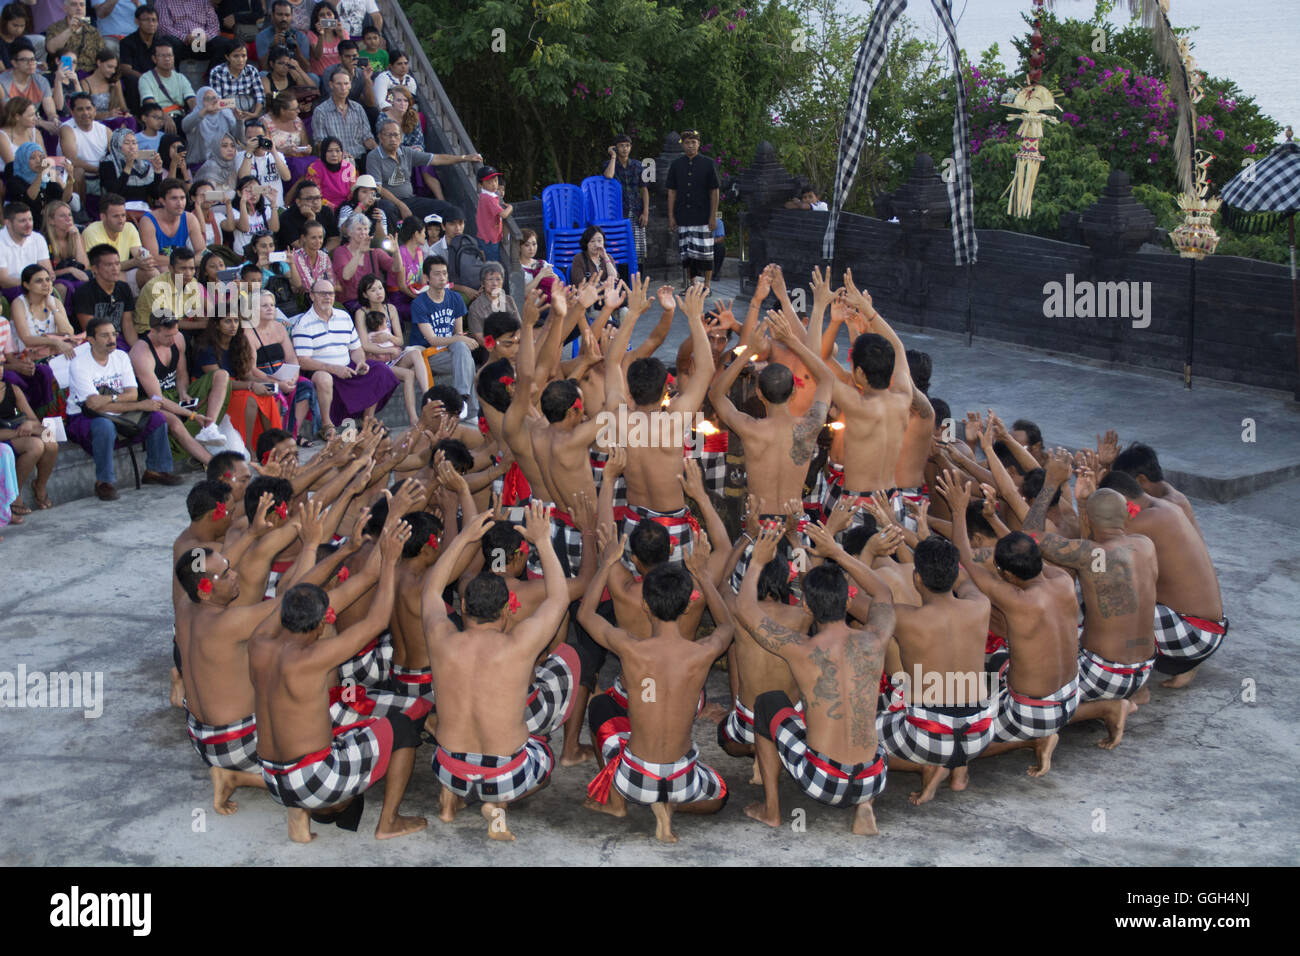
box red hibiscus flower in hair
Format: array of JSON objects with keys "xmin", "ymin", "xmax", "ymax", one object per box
[
  {"xmin": 324, "ymin": 607, "xmax": 336, "ymax": 624},
  {"xmin": 507, "ymin": 591, "xmax": 521, "ymax": 614},
  {"xmin": 337, "ymin": 566, "xmax": 350, "ymax": 583},
  {"xmin": 212, "ymin": 501, "xmax": 228, "ymax": 520},
  {"xmin": 484, "ymin": 335, "xmax": 496, "ymax": 349},
  {"xmin": 197, "ymin": 577, "xmax": 213, "ymax": 596},
  {"xmin": 274, "ymin": 501, "xmax": 288, "ymax": 520}
]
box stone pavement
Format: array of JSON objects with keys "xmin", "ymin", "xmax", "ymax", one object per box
[{"xmin": 2, "ymin": 276, "xmax": 1298, "ymax": 865}]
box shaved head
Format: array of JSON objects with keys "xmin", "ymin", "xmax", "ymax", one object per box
[{"xmin": 1087, "ymin": 488, "xmax": 1128, "ymax": 530}]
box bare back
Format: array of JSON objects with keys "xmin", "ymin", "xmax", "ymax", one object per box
[
  {"xmin": 621, "ymin": 403, "xmax": 688, "ymax": 513},
  {"xmin": 781, "ymin": 622, "xmax": 889, "ymax": 764},
  {"xmin": 1076, "ymin": 533, "xmax": 1159, "ymax": 663},
  {"xmin": 893, "ymin": 593, "xmax": 991, "ymax": 706},
  {"xmin": 620, "ymin": 629, "xmax": 718, "ymax": 762},
  {"xmin": 427, "ymin": 625, "xmax": 539, "ymax": 756},
  {"xmin": 248, "ymin": 631, "xmax": 338, "ymax": 762},
  {"xmin": 1129, "ymin": 501, "xmax": 1221, "ymax": 619},
  {"xmin": 842, "ymin": 388, "xmax": 910, "ymax": 493},
  {"xmin": 178, "ymin": 602, "xmax": 259, "ymax": 726},
  {"xmin": 996, "ymin": 572, "xmax": 1080, "ymax": 698},
  {"xmin": 532, "ymin": 420, "xmax": 598, "ymax": 517},
  {"xmin": 732, "ymin": 599, "xmax": 805, "ymax": 707},
  {"xmin": 733, "ymin": 401, "xmax": 827, "ymax": 515}
]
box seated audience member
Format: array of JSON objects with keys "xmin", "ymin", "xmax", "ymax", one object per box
[
  {"xmin": 159, "ymin": 0, "xmax": 219, "ymax": 63},
  {"xmin": 278, "ymin": 184, "xmax": 340, "ymax": 252},
  {"xmin": 160, "ymin": 134, "xmax": 192, "ymax": 185},
  {"xmin": 336, "ymin": 0, "xmax": 381, "ymax": 39},
  {"xmin": 138, "ymin": 246, "xmax": 204, "ymax": 333},
  {"xmin": 9, "ymin": 263, "xmax": 78, "ymax": 411},
  {"xmin": 65, "ymin": 314, "xmax": 180, "ymax": 500},
  {"xmin": 386, "ymin": 215, "xmax": 426, "ymax": 320},
  {"xmin": 129, "ymin": 310, "xmax": 228, "ymax": 464},
  {"xmin": 195, "ymin": 312, "xmax": 280, "ymax": 451},
  {"xmin": 46, "ymin": 0, "xmax": 104, "ymax": 73},
  {"xmin": 182, "ymin": 89, "xmax": 240, "ymax": 171},
  {"xmin": 137, "ymin": 40, "xmax": 197, "ymax": 133},
  {"xmin": 288, "ymin": 220, "xmax": 335, "ymax": 296},
  {"xmin": 357, "ymin": 25, "xmax": 388, "ymax": 72},
  {"xmin": 312, "ymin": 69, "xmax": 375, "ymax": 163},
  {"xmin": 134, "ymin": 102, "xmax": 168, "ymax": 152},
  {"xmin": 336, "ymin": 174, "xmax": 388, "ymax": 239},
  {"xmin": 0, "ymin": 201, "xmax": 54, "ymax": 301},
  {"xmin": 353, "ymin": 273, "xmax": 424, "ymax": 427},
  {"xmin": 263, "ymin": 91, "xmax": 312, "ymax": 159},
  {"xmin": 195, "ymin": 133, "xmax": 241, "ymax": 193},
  {"xmin": 81, "ymin": 49, "xmax": 131, "ymax": 126},
  {"xmin": 375, "ymin": 86, "xmax": 422, "ymax": 153},
  {"xmin": 208, "ymin": 42, "xmax": 265, "ymax": 122},
  {"xmin": 408, "ymin": 255, "xmax": 475, "ymax": 420},
  {"xmin": 0, "ymin": 99, "xmax": 41, "ymax": 167},
  {"xmin": 98, "ymin": 128, "xmax": 164, "ymax": 204},
  {"xmin": 305, "ymin": 136, "xmax": 358, "ymax": 209},
  {"xmin": 220, "ymin": 0, "xmax": 266, "ymax": 45},
  {"xmin": 367, "ymin": 121, "xmax": 479, "ymax": 225},
  {"xmin": 371, "ymin": 48, "xmax": 416, "ymax": 109},
  {"xmin": 140, "ymin": 179, "xmax": 204, "ymax": 258},
  {"xmin": 0, "ymin": 5, "xmax": 27, "ymax": 71},
  {"xmin": 223, "ymin": 175, "xmax": 281, "ymax": 257},
  {"xmin": 59, "ymin": 93, "xmax": 111, "ymax": 201},
  {"xmin": 82, "ymin": 193, "xmax": 159, "ymax": 292},
  {"xmin": 322, "ymin": 40, "xmax": 376, "ymax": 110},
  {"xmin": 190, "ymin": 180, "xmax": 237, "ymax": 252},
  {"xmin": 291, "ymin": 277, "xmax": 398, "ymax": 435},
  {"xmin": 261, "ymin": 45, "xmax": 315, "ymax": 106},
  {"xmin": 5, "ymin": 143, "xmax": 74, "ymax": 225},
  {"xmin": 118, "ymin": 5, "xmax": 167, "ymax": 91},
  {"xmin": 464, "ymin": 262, "xmax": 520, "ymax": 342},
  {"xmin": 307, "ymin": 4, "xmax": 347, "ymax": 78},
  {"xmin": 246, "ymin": 231, "xmax": 291, "ymax": 289},
  {"xmin": 333, "ymin": 211, "xmax": 391, "ymax": 310},
  {"xmin": 236, "ymin": 119, "xmax": 291, "ymax": 209},
  {"xmin": 0, "ymin": 368, "xmax": 57, "ymax": 513},
  {"xmin": 248, "ymin": 288, "xmax": 320, "ymax": 445},
  {"xmin": 43, "ymin": 201, "xmax": 92, "ymax": 300},
  {"xmin": 258, "ymin": 2, "xmax": 313, "ymax": 73},
  {"xmin": 71, "ymin": 243, "xmax": 139, "ymax": 348}
]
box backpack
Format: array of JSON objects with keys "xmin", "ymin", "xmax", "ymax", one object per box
[{"xmin": 448, "ymin": 234, "xmax": 486, "ymax": 291}]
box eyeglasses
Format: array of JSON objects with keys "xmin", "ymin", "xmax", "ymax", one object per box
[
  {"xmin": 14, "ymin": 57, "xmax": 34, "ymax": 64},
  {"xmin": 299, "ymin": 194, "xmax": 321, "ymax": 202}
]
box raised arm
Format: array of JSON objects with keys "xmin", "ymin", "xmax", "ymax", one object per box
[
  {"xmin": 673, "ymin": 284, "xmax": 713, "ymax": 413},
  {"xmin": 732, "ymin": 523, "xmax": 803, "ymax": 660},
  {"xmin": 843, "ymin": 267, "xmax": 912, "ymax": 398},
  {"xmin": 576, "ymin": 529, "xmax": 631, "ymax": 654},
  {"xmin": 678, "ymin": 457, "xmax": 731, "ymax": 583}
]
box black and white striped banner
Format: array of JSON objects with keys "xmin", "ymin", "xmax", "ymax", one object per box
[{"xmin": 822, "ymin": 0, "xmax": 978, "ymax": 267}]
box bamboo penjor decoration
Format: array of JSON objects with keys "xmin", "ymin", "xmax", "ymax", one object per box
[{"xmin": 1004, "ymin": 0, "xmax": 1060, "ymax": 217}]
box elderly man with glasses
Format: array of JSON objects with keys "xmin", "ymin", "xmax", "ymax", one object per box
[{"xmin": 290, "ymin": 278, "xmax": 397, "ymax": 438}]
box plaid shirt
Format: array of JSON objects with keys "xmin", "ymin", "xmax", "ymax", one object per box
[
  {"xmin": 208, "ymin": 64, "xmax": 265, "ymax": 108},
  {"xmin": 159, "ymin": 0, "xmax": 219, "ymax": 39},
  {"xmin": 607, "ymin": 157, "xmax": 644, "ymax": 217},
  {"xmin": 312, "ymin": 99, "xmax": 373, "ymax": 157}
]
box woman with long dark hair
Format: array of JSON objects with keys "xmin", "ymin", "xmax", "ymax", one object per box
[{"xmin": 195, "ymin": 313, "xmax": 281, "ymax": 450}]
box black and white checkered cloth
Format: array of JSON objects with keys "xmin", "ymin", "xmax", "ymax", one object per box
[
  {"xmin": 677, "ymin": 224, "xmax": 714, "ymax": 263},
  {"xmin": 992, "ymin": 675, "xmax": 1080, "ymax": 742},
  {"xmin": 187, "ymin": 710, "xmax": 260, "ymax": 773},
  {"xmin": 633, "ymin": 222, "xmax": 647, "ymax": 259},
  {"xmin": 1153, "ymin": 604, "xmax": 1227, "ymax": 664},
  {"xmin": 620, "ymin": 503, "xmax": 697, "ymax": 568},
  {"xmin": 432, "ymin": 737, "xmax": 554, "ymax": 803},
  {"xmin": 525, "ymin": 507, "xmax": 586, "ymax": 578},
  {"xmin": 877, "ymin": 699, "xmax": 997, "ymax": 768},
  {"xmin": 523, "ymin": 645, "xmax": 579, "ymax": 736},
  {"xmin": 260, "ymin": 717, "xmax": 392, "ymax": 810},
  {"xmin": 1220, "ymin": 142, "xmax": 1300, "ymax": 214},
  {"xmin": 891, "ymin": 487, "xmax": 927, "ymax": 530},
  {"xmin": 823, "ymin": 0, "xmax": 977, "ymax": 267},
  {"xmin": 338, "ymin": 632, "xmax": 393, "ymax": 688},
  {"xmin": 728, "ymin": 521, "xmax": 811, "ymax": 593},
  {"xmin": 720, "ymin": 695, "xmax": 803, "ymax": 749},
  {"xmin": 603, "ymin": 736, "xmax": 727, "ymax": 806},
  {"xmin": 761, "ymin": 699, "xmax": 887, "ymax": 806},
  {"xmin": 1077, "ymin": 647, "xmax": 1155, "ymax": 702},
  {"xmin": 389, "ymin": 663, "xmax": 436, "ymax": 707},
  {"xmin": 263, "ymin": 560, "xmax": 294, "ymax": 600}
]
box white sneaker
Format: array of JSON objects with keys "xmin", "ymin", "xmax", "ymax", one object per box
[{"xmin": 196, "ymin": 424, "xmax": 225, "ymax": 444}]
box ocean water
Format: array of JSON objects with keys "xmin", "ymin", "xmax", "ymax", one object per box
[{"xmin": 834, "ymin": 0, "xmax": 1297, "ymax": 137}]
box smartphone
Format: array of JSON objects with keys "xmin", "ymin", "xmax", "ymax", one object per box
[
  {"xmin": 180, "ymin": 397, "xmax": 200, "ymax": 410},
  {"xmin": 217, "ymin": 267, "xmax": 242, "ymax": 282},
  {"xmin": 59, "ymin": 54, "xmax": 76, "ymax": 72},
  {"xmin": 137, "ymin": 149, "xmax": 158, "ymax": 161},
  {"xmin": 268, "ymin": 251, "xmax": 288, "ymax": 263},
  {"xmin": 217, "ymin": 98, "xmax": 235, "ymax": 110},
  {"xmin": 212, "ymin": 189, "xmax": 234, "ymax": 201}
]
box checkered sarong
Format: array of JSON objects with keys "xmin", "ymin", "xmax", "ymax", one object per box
[
  {"xmin": 589, "ymin": 719, "xmax": 726, "ymax": 805},
  {"xmin": 677, "ymin": 224, "xmax": 714, "ymax": 264},
  {"xmin": 525, "ymin": 507, "xmax": 585, "ymax": 578},
  {"xmin": 729, "ymin": 519, "xmax": 812, "ymax": 593},
  {"xmin": 432, "ymin": 736, "xmax": 554, "ymax": 803},
  {"xmin": 260, "ymin": 717, "xmax": 393, "ymax": 810},
  {"xmin": 1077, "ymin": 647, "xmax": 1155, "ymax": 702},
  {"xmin": 389, "ymin": 662, "xmax": 436, "ymax": 707},
  {"xmin": 720, "ymin": 695, "xmax": 804, "ymax": 748},
  {"xmin": 992, "ymin": 675, "xmax": 1080, "ymax": 742},
  {"xmin": 621, "ymin": 503, "xmax": 698, "ymax": 566},
  {"xmin": 1153, "ymin": 604, "xmax": 1227, "ymax": 665},
  {"xmin": 877, "ymin": 699, "xmax": 997, "ymax": 768},
  {"xmin": 985, "ymin": 632, "xmax": 1010, "ymax": 679},
  {"xmin": 328, "ymin": 682, "xmax": 433, "ymax": 726},
  {"xmin": 810, "ymin": 461, "xmax": 845, "ymax": 520},
  {"xmin": 522, "ymin": 644, "xmax": 579, "ymax": 736},
  {"xmin": 187, "ymin": 711, "xmax": 259, "ymax": 773},
  {"xmin": 632, "ymin": 222, "xmax": 646, "ymax": 259},
  {"xmin": 763, "ymin": 701, "xmax": 887, "ymax": 806},
  {"xmin": 891, "ymin": 487, "xmax": 927, "ymax": 531},
  {"xmin": 263, "ymin": 559, "xmax": 295, "ymax": 600},
  {"xmin": 590, "ymin": 450, "xmax": 608, "ymax": 495},
  {"xmin": 338, "ymin": 633, "xmax": 393, "ymax": 688}
]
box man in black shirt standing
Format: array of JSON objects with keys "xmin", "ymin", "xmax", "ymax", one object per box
[{"xmin": 665, "ymin": 129, "xmax": 719, "ymax": 295}]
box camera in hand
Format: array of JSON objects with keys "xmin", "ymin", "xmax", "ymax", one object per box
[{"xmin": 257, "ymin": 136, "xmax": 273, "ymax": 149}]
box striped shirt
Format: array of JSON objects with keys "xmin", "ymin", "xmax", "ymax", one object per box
[
  {"xmin": 311, "ymin": 99, "xmax": 373, "ymax": 157},
  {"xmin": 291, "ymin": 308, "xmax": 360, "ymax": 367}
]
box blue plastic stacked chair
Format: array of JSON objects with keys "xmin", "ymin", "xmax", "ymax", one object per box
[
  {"xmin": 541, "ymin": 184, "xmax": 585, "ymax": 280},
  {"xmin": 581, "ymin": 175, "xmax": 638, "ymax": 276}
]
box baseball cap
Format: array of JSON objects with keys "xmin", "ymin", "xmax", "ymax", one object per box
[
  {"xmin": 476, "ymin": 165, "xmax": 499, "ymax": 182},
  {"xmin": 424, "ymin": 213, "xmax": 443, "ymax": 225}
]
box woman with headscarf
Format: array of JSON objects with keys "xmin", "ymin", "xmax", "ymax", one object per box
[
  {"xmin": 180, "ymin": 87, "xmax": 239, "ymax": 171},
  {"xmin": 303, "ymin": 136, "xmax": 357, "ymax": 209},
  {"xmin": 195, "ymin": 133, "xmax": 240, "ymax": 194},
  {"xmin": 97, "ymin": 128, "xmax": 163, "ymax": 204},
  {"xmin": 4, "ymin": 142, "xmax": 73, "ymax": 223}
]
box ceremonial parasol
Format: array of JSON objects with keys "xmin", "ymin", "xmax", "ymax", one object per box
[{"xmin": 1219, "ymin": 140, "xmax": 1300, "ymax": 398}]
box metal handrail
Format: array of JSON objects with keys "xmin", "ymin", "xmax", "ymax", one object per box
[{"xmin": 375, "ymin": 0, "xmax": 520, "ymax": 276}]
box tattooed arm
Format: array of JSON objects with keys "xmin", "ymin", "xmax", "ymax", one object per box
[{"xmin": 734, "ymin": 523, "xmax": 804, "ymax": 659}]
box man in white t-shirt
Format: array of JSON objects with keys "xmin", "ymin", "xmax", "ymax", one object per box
[
  {"xmin": 236, "ymin": 119, "xmax": 291, "ymax": 210},
  {"xmin": 65, "ymin": 315, "xmax": 182, "ymax": 500},
  {"xmin": 334, "ymin": 0, "xmax": 380, "ymax": 38},
  {"xmin": 58, "ymin": 92, "xmax": 111, "ymax": 199},
  {"xmin": 0, "ymin": 201, "xmax": 54, "ymax": 292}
]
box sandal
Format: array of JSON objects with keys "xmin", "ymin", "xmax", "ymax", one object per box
[
  {"xmin": 10, "ymin": 502, "xmax": 31, "ymax": 516},
  {"xmin": 296, "ymin": 435, "xmax": 317, "ymax": 448},
  {"xmin": 32, "ymin": 486, "xmax": 53, "ymax": 509}
]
